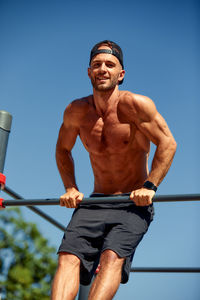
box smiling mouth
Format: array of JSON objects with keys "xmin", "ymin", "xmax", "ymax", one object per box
[{"xmin": 97, "ymin": 77, "xmax": 109, "ymax": 81}]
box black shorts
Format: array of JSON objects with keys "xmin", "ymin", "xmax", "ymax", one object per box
[{"xmin": 58, "ymin": 193, "xmax": 154, "ymax": 285}]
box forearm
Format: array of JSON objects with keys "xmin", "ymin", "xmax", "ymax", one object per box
[
  {"xmin": 147, "ymin": 139, "xmax": 177, "ymax": 187},
  {"xmin": 56, "ymin": 148, "xmax": 78, "ymax": 191}
]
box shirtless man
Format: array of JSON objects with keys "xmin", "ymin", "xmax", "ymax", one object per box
[{"xmin": 51, "ymin": 40, "xmax": 177, "ymax": 300}]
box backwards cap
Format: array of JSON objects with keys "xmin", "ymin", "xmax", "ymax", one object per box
[
  {"xmin": 89, "ymin": 40, "xmax": 124, "ymax": 69},
  {"xmin": 89, "ymin": 40, "xmax": 124, "ymax": 84}
]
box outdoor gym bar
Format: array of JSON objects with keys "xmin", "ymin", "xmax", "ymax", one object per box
[{"xmin": 1, "ymin": 193, "xmax": 200, "ymax": 207}]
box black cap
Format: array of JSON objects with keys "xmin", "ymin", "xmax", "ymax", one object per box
[
  {"xmin": 90, "ymin": 40, "xmax": 124, "ymax": 69},
  {"xmin": 89, "ymin": 40, "xmax": 124, "ymax": 84}
]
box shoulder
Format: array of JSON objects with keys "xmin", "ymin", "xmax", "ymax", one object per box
[
  {"xmin": 65, "ymin": 95, "xmax": 91, "ymax": 115},
  {"xmin": 63, "ymin": 95, "xmax": 92, "ymax": 126},
  {"xmin": 118, "ymin": 91, "xmax": 157, "ymax": 123}
]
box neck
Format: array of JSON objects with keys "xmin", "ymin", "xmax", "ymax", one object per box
[{"xmin": 92, "ymin": 86, "xmax": 120, "ymax": 117}]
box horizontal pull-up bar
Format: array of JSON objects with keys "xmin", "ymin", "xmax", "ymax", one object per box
[
  {"xmin": 130, "ymin": 267, "xmax": 200, "ymax": 273},
  {"xmin": 1, "ymin": 193, "xmax": 200, "ymax": 207}
]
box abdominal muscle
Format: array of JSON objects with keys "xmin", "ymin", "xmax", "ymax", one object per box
[{"xmin": 89, "ymin": 148, "xmax": 149, "ymax": 194}]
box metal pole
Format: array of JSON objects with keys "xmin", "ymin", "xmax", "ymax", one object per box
[
  {"xmin": 2, "ymin": 185, "xmax": 66, "ymax": 231},
  {"xmin": 0, "ymin": 110, "xmax": 12, "ymax": 173},
  {"xmin": 78, "ymin": 284, "xmax": 92, "ymax": 300},
  {"xmin": 1, "ymin": 194, "xmax": 200, "ymax": 207},
  {"xmin": 130, "ymin": 267, "xmax": 200, "ymax": 273}
]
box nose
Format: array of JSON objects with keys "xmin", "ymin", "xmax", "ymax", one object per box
[{"xmin": 99, "ymin": 63, "xmax": 107, "ymax": 73}]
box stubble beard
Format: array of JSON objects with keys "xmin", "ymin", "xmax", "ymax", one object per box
[{"xmin": 91, "ymin": 76, "xmax": 119, "ymax": 92}]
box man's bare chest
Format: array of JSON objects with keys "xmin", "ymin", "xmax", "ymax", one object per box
[{"xmin": 79, "ymin": 114, "xmax": 136, "ymax": 154}]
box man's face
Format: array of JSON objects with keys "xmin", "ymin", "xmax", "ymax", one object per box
[{"xmin": 88, "ymin": 46, "xmax": 125, "ymax": 92}]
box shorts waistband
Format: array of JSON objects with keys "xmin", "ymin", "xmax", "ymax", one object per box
[{"xmin": 90, "ymin": 192, "xmax": 131, "ymax": 198}]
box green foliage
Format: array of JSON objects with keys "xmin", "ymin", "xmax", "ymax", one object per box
[{"xmin": 0, "ymin": 208, "xmax": 57, "ymax": 299}]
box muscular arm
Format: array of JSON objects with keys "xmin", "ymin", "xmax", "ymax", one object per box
[
  {"xmin": 56, "ymin": 123, "xmax": 78, "ymax": 191},
  {"xmin": 118, "ymin": 92, "xmax": 177, "ymax": 186},
  {"xmin": 56, "ymin": 102, "xmax": 84, "ymax": 207},
  {"xmin": 143, "ymin": 111, "xmax": 177, "ymax": 186},
  {"xmin": 118, "ymin": 92, "xmax": 177, "ymax": 205}
]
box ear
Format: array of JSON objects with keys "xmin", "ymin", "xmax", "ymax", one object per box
[
  {"xmin": 118, "ymin": 70, "xmax": 125, "ymax": 83},
  {"xmin": 88, "ymin": 67, "xmax": 91, "ymax": 79}
]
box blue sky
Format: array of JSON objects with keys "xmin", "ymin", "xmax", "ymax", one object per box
[{"xmin": 0, "ymin": 0, "xmax": 199, "ymax": 299}]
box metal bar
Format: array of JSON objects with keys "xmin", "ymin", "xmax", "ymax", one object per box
[
  {"xmin": 130, "ymin": 267, "xmax": 200, "ymax": 273},
  {"xmin": 78, "ymin": 285, "xmax": 91, "ymax": 300},
  {"xmin": 2, "ymin": 193, "xmax": 200, "ymax": 207},
  {"xmin": 3, "ymin": 186, "xmax": 66, "ymax": 231},
  {"xmin": 0, "ymin": 110, "xmax": 12, "ymax": 173}
]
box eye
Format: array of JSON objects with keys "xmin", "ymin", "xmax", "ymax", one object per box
[
  {"xmin": 92, "ymin": 62, "xmax": 101, "ymax": 68},
  {"xmin": 106, "ymin": 63, "xmax": 115, "ymax": 68}
]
